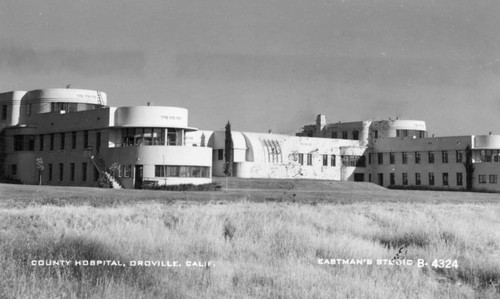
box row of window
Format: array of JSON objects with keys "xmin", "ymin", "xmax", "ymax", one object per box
[
  {"xmin": 154, "ymin": 165, "xmax": 210, "ymax": 178},
  {"xmin": 44, "ymin": 162, "xmax": 95, "ymax": 182},
  {"xmin": 14, "ymin": 131, "xmax": 95, "ymax": 152},
  {"xmin": 383, "ymin": 172, "xmax": 498, "ymax": 186},
  {"xmin": 331, "ymin": 131, "xmax": 360, "ymax": 140},
  {"xmin": 121, "ymin": 128, "xmax": 183, "ymax": 146},
  {"xmin": 329, "ymin": 129, "xmax": 426, "ymax": 140},
  {"xmin": 369, "ymin": 150, "xmax": 464, "ymax": 165}
]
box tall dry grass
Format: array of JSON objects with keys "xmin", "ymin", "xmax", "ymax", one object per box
[{"xmin": 0, "ymin": 200, "xmax": 498, "ymax": 298}]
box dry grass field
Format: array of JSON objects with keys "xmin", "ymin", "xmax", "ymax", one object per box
[{"xmin": 0, "ymin": 179, "xmax": 499, "ymax": 298}]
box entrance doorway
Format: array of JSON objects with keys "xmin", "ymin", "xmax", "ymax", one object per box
[{"xmin": 134, "ymin": 165, "xmax": 143, "ymax": 189}]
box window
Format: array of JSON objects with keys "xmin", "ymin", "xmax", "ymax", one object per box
[
  {"xmin": 160, "ymin": 166, "xmax": 211, "ymax": 178},
  {"xmin": 82, "ymin": 162, "xmax": 87, "ymax": 181},
  {"xmin": 428, "ymin": 151, "xmax": 434, "ymax": 164},
  {"xmin": 415, "ymin": 152, "xmax": 421, "ymax": 164},
  {"xmin": 415, "ymin": 173, "xmax": 421, "ymax": 185},
  {"xmin": 307, "ymin": 154, "xmax": 312, "ymax": 166},
  {"xmin": 389, "ymin": 152, "xmax": 395, "ymax": 164},
  {"xmin": 368, "ymin": 153, "xmax": 373, "ymax": 165},
  {"xmin": 11, "ymin": 165, "xmax": 17, "ymax": 175},
  {"xmin": 72, "ymin": 131, "xmax": 77, "ymax": 149},
  {"xmin": 39, "ymin": 135, "xmax": 44, "ymax": 151},
  {"xmin": 378, "ymin": 153, "xmax": 383, "ymax": 165},
  {"xmin": 341, "ymin": 155, "xmax": 366, "ymax": 167},
  {"xmin": 443, "ymin": 173, "xmax": 449, "ymax": 186},
  {"xmin": 155, "ymin": 165, "xmax": 165, "ymax": 177},
  {"xmin": 331, "ymin": 155, "xmax": 336, "ymax": 166},
  {"xmin": 332, "ymin": 132, "xmax": 337, "ymax": 139},
  {"xmin": 456, "ymin": 150, "xmax": 463, "ymax": 163},
  {"xmin": 26, "ymin": 103, "xmax": 32, "ymax": 116},
  {"xmin": 70, "ymin": 163, "xmax": 75, "ymax": 181},
  {"xmin": 60, "ymin": 133, "xmax": 65, "ymax": 150},
  {"xmin": 13, "ymin": 135, "xmax": 35, "ymax": 151},
  {"xmin": 83, "ymin": 130, "xmax": 89, "ymax": 148},
  {"xmin": 457, "ymin": 172, "xmax": 463, "ymax": 186},
  {"xmin": 59, "ymin": 163, "xmax": 64, "ymax": 181},
  {"xmin": 419, "ymin": 131, "xmax": 426, "ymax": 138},
  {"xmin": 323, "ymin": 155, "xmax": 328, "ymax": 166},
  {"xmin": 352, "ymin": 131, "xmax": 359, "ymax": 140},
  {"xmin": 124, "ymin": 165, "xmax": 132, "ymax": 177},
  {"xmin": 489, "ymin": 175, "xmax": 497, "ymax": 184},
  {"xmin": 429, "ymin": 172, "xmax": 435, "ymax": 185},
  {"xmin": 478, "ymin": 175, "xmax": 486, "ymax": 184},
  {"xmin": 374, "ymin": 130, "xmax": 378, "ymax": 139},
  {"xmin": 217, "ymin": 149, "xmax": 224, "ymax": 160},
  {"xmin": 1, "ymin": 105, "xmax": 7, "ymax": 120},
  {"xmin": 396, "ymin": 130, "xmax": 401, "ymax": 137},
  {"xmin": 402, "ymin": 152, "xmax": 408, "ymax": 164},
  {"xmin": 298, "ymin": 154, "xmax": 304, "ymax": 165},
  {"xmin": 442, "ymin": 151, "xmax": 448, "ymax": 163},
  {"xmin": 402, "ymin": 130, "xmax": 408, "ymax": 137},
  {"xmin": 390, "ymin": 173, "xmax": 395, "ymax": 185},
  {"xmin": 402, "ymin": 173, "xmax": 408, "ymax": 185},
  {"xmin": 50, "ymin": 133, "xmax": 55, "ymax": 151},
  {"xmin": 48, "ymin": 164, "xmax": 53, "ymax": 181},
  {"xmin": 342, "ymin": 131, "xmax": 348, "ymax": 139}
]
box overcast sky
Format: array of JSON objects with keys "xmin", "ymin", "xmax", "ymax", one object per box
[{"xmin": 1, "ymin": 0, "xmax": 500, "ymax": 136}]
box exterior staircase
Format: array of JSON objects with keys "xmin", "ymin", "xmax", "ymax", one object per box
[{"xmin": 89, "ymin": 151, "xmax": 124, "ymax": 189}]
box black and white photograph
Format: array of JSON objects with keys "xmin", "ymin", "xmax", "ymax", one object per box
[{"xmin": 0, "ymin": 0, "xmax": 499, "ymax": 298}]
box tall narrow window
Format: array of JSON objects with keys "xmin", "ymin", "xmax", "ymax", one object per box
[
  {"xmin": 82, "ymin": 162, "xmax": 87, "ymax": 181},
  {"xmin": 60, "ymin": 133, "xmax": 65, "ymax": 150},
  {"xmin": 48, "ymin": 164, "xmax": 53, "ymax": 181},
  {"xmin": 352, "ymin": 131, "xmax": 359, "ymax": 140},
  {"xmin": 374, "ymin": 130, "xmax": 379, "ymax": 139},
  {"xmin": 456, "ymin": 150, "xmax": 463, "ymax": 163},
  {"xmin": 415, "ymin": 152, "xmax": 421, "ymax": 164},
  {"xmin": 457, "ymin": 172, "xmax": 463, "ymax": 186},
  {"xmin": 428, "ymin": 151, "xmax": 434, "ymax": 164},
  {"xmin": 489, "ymin": 175, "xmax": 497, "ymax": 184},
  {"xmin": 402, "ymin": 173, "xmax": 408, "ymax": 185},
  {"xmin": 429, "ymin": 173, "xmax": 435, "ymax": 185},
  {"xmin": 50, "ymin": 134, "xmax": 55, "ymax": 151},
  {"xmin": 322, "ymin": 155, "xmax": 328, "ymax": 166},
  {"xmin": 39, "ymin": 135, "xmax": 44, "ymax": 151},
  {"xmin": 72, "ymin": 131, "xmax": 77, "ymax": 149},
  {"xmin": 70, "ymin": 163, "xmax": 75, "ymax": 181},
  {"xmin": 389, "ymin": 152, "xmax": 395, "ymax": 164},
  {"xmin": 442, "ymin": 151, "xmax": 448, "ymax": 163},
  {"xmin": 443, "ymin": 173, "xmax": 449, "ymax": 186},
  {"xmin": 402, "ymin": 152, "xmax": 408, "ymax": 164},
  {"xmin": 415, "ymin": 173, "xmax": 421, "ymax": 185},
  {"xmin": 59, "ymin": 163, "xmax": 64, "ymax": 181},
  {"xmin": 378, "ymin": 153, "xmax": 383, "ymax": 165},
  {"xmin": 306, "ymin": 154, "xmax": 312, "ymax": 166},
  {"xmin": 217, "ymin": 149, "xmax": 223, "ymax": 160},
  {"xmin": 1, "ymin": 105, "xmax": 7, "ymax": 120},
  {"xmin": 298, "ymin": 154, "xmax": 304, "ymax": 165},
  {"xmin": 83, "ymin": 130, "xmax": 89, "ymax": 148},
  {"xmin": 331, "ymin": 155, "xmax": 336, "ymax": 166},
  {"xmin": 342, "ymin": 131, "xmax": 348, "ymax": 139}
]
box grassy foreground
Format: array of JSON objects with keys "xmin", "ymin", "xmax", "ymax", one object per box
[{"xmin": 0, "ymin": 181, "xmax": 499, "ymax": 298}]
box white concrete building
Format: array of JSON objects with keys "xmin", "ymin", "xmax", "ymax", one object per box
[
  {"xmin": 296, "ymin": 114, "xmax": 500, "ymax": 192},
  {"xmin": 0, "ymin": 88, "xmax": 212, "ymax": 189}
]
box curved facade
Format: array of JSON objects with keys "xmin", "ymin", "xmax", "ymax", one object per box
[{"xmin": 0, "ymin": 88, "xmax": 211, "ymax": 188}]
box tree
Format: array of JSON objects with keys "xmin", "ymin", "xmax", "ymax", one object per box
[
  {"xmin": 463, "ymin": 146, "xmax": 474, "ymax": 191},
  {"xmin": 223, "ymin": 121, "xmax": 233, "ymax": 176},
  {"xmin": 35, "ymin": 157, "xmax": 44, "ymax": 186}
]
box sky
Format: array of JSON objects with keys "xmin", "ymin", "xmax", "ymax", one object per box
[{"xmin": 1, "ymin": 0, "xmax": 500, "ymax": 136}]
